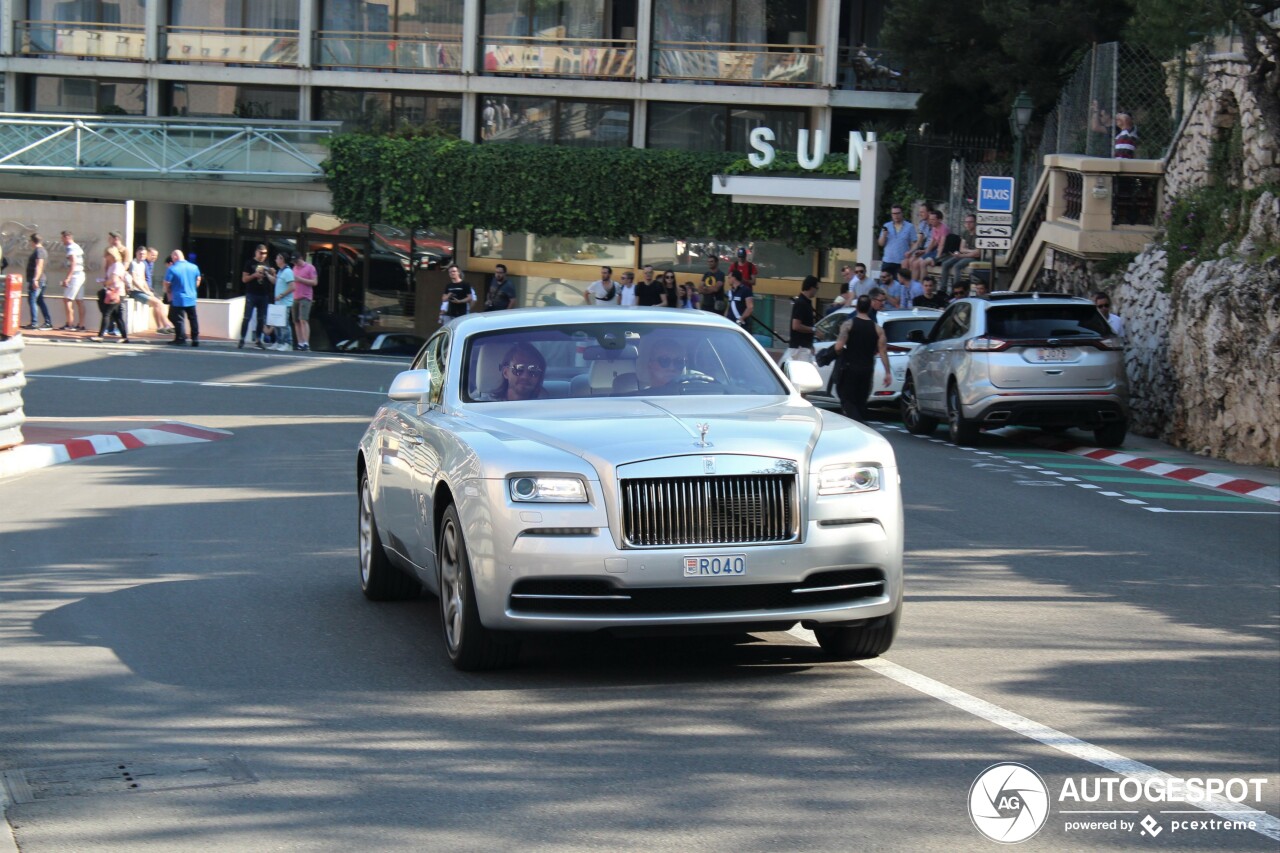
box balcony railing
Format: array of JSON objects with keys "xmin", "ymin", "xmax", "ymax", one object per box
[
  {"xmin": 651, "ymin": 41, "xmax": 822, "ymax": 86},
  {"xmin": 163, "ymin": 26, "xmax": 299, "ymax": 66},
  {"xmin": 836, "ymin": 46, "xmax": 907, "ymax": 91},
  {"xmin": 315, "ymin": 31, "xmax": 462, "ymax": 72},
  {"xmin": 1062, "ymin": 171, "xmax": 1083, "ymax": 221},
  {"xmin": 15, "ymin": 20, "xmax": 146, "ymax": 61},
  {"xmin": 482, "ymin": 36, "xmax": 635, "ymax": 79}
]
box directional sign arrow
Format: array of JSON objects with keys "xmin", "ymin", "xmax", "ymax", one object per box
[{"xmin": 977, "ymin": 225, "xmax": 1013, "ymax": 237}]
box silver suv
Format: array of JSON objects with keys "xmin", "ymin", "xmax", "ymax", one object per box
[{"xmin": 900, "ymin": 293, "xmax": 1128, "ymax": 446}]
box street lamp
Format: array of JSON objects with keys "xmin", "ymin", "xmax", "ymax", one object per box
[{"xmin": 1009, "ymin": 91, "xmax": 1034, "ymax": 228}]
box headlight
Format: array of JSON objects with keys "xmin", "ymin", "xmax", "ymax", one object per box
[
  {"xmin": 817, "ymin": 464, "xmax": 881, "ymax": 495},
  {"xmin": 509, "ymin": 476, "xmax": 588, "ymax": 503}
]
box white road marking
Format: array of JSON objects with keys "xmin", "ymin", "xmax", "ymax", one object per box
[
  {"xmin": 1143, "ymin": 507, "xmax": 1280, "ymax": 515},
  {"xmin": 1075, "ymin": 483, "xmax": 1100, "ymax": 489},
  {"xmin": 1056, "ymin": 476, "xmax": 1081, "ymax": 482},
  {"xmin": 1099, "ymin": 491, "xmax": 1125, "ymax": 497},
  {"xmin": 1120, "ymin": 498, "xmax": 1147, "ymax": 504},
  {"xmin": 785, "ymin": 627, "xmax": 1280, "ymax": 842},
  {"xmin": 30, "ymin": 374, "xmax": 385, "ymax": 396}
]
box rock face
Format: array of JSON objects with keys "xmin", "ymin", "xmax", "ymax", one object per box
[{"xmin": 1118, "ymin": 193, "xmax": 1280, "ymax": 466}]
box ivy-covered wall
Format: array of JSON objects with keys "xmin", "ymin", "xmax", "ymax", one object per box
[{"xmin": 322, "ymin": 135, "xmax": 866, "ymax": 251}]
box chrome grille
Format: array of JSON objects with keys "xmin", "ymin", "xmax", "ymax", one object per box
[{"xmin": 621, "ymin": 474, "xmax": 797, "ymax": 547}]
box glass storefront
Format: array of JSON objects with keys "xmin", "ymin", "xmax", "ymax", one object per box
[
  {"xmin": 320, "ymin": 0, "xmax": 463, "ymax": 36},
  {"xmin": 165, "ymin": 83, "xmax": 299, "ymax": 119},
  {"xmin": 480, "ymin": 97, "xmax": 630, "ymax": 146},
  {"xmin": 647, "ymin": 104, "xmax": 802, "ymax": 153},
  {"xmin": 27, "ymin": 0, "xmax": 145, "ymax": 26},
  {"xmin": 315, "ymin": 89, "xmax": 462, "ymax": 135},
  {"xmin": 652, "ymin": 0, "xmax": 811, "ymax": 44},
  {"xmin": 24, "ymin": 75, "xmax": 146, "ymax": 114},
  {"xmin": 169, "ymin": 0, "xmax": 300, "ymax": 29}
]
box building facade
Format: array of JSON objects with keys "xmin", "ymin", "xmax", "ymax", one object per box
[{"xmin": 0, "ymin": 0, "xmax": 917, "ymax": 346}]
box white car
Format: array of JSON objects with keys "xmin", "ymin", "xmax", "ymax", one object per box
[
  {"xmin": 783, "ymin": 307, "xmax": 944, "ymax": 409},
  {"xmin": 357, "ymin": 307, "xmax": 904, "ymax": 670}
]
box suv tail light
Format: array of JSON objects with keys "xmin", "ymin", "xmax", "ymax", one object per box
[
  {"xmin": 965, "ymin": 337, "xmax": 1011, "ymax": 352},
  {"xmin": 1094, "ymin": 336, "xmax": 1124, "ymax": 351}
]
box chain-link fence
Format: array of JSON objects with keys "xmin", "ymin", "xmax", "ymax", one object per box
[{"xmin": 1029, "ymin": 43, "xmax": 1174, "ymax": 189}]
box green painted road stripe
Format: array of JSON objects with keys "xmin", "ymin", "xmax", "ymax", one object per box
[
  {"xmin": 1123, "ymin": 491, "xmax": 1261, "ymax": 503},
  {"xmin": 1019, "ymin": 462, "xmax": 1131, "ymax": 470}
]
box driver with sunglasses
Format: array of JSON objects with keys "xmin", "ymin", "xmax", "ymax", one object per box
[
  {"xmin": 636, "ymin": 335, "xmax": 687, "ymax": 391},
  {"xmin": 480, "ymin": 342, "xmax": 548, "ymax": 401}
]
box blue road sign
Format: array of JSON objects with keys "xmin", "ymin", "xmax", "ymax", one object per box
[{"xmin": 977, "ymin": 176, "xmax": 1016, "ymax": 213}]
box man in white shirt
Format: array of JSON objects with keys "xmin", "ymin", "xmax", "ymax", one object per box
[
  {"xmin": 584, "ymin": 266, "xmax": 620, "ymax": 305},
  {"xmin": 60, "ymin": 230, "xmax": 86, "ymax": 330},
  {"xmin": 1095, "ymin": 292, "xmax": 1125, "ymax": 337},
  {"xmin": 617, "ymin": 271, "xmax": 639, "ymax": 306}
]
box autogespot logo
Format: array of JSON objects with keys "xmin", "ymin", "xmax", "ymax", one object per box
[{"xmin": 969, "ymin": 763, "xmax": 1051, "ymax": 843}]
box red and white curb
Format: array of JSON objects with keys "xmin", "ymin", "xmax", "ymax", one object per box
[
  {"xmin": 0, "ymin": 422, "xmax": 231, "ymax": 479},
  {"xmin": 1035, "ymin": 440, "xmax": 1280, "ymax": 504}
]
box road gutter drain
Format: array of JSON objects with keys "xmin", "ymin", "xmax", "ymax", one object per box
[{"xmin": 1, "ymin": 756, "xmax": 255, "ymax": 804}]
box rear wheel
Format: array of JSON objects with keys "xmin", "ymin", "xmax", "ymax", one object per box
[
  {"xmin": 900, "ymin": 377, "xmax": 938, "ymax": 435},
  {"xmin": 359, "ymin": 473, "xmax": 421, "ymax": 601},
  {"xmin": 815, "ymin": 605, "xmax": 900, "ymax": 660},
  {"xmin": 947, "ymin": 383, "xmax": 980, "ymax": 445},
  {"xmin": 1094, "ymin": 419, "xmax": 1128, "ymax": 448},
  {"xmin": 438, "ymin": 504, "xmax": 520, "ymax": 671}
]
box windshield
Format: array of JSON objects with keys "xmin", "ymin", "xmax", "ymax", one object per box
[{"xmin": 463, "ymin": 323, "xmax": 788, "ymax": 402}]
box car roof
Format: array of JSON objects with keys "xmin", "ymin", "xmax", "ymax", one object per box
[
  {"xmin": 826, "ymin": 306, "xmax": 944, "ymax": 320},
  {"xmin": 974, "ymin": 292, "xmax": 1093, "ymax": 304},
  {"xmin": 445, "ymin": 305, "xmax": 743, "ymax": 335}
]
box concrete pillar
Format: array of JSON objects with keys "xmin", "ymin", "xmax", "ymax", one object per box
[
  {"xmin": 461, "ymin": 94, "xmax": 478, "ymax": 142},
  {"xmin": 2, "ymin": 73, "xmax": 16, "ymax": 112},
  {"xmin": 635, "ymin": 0, "xmax": 653, "ymax": 81},
  {"xmin": 1, "ymin": 0, "xmax": 14, "ymax": 57},
  {"xmin": 461, "ymin": 0, "xmax": 480, "ymax": 75},
  {"xmin": 631, "ymin": 100, "xmax": 646, "ymax": 148},
  {"xmin": 146, "ymin": 202, "xmax": 184, "ymax": 258},
  {"xmin": 298, "ymin": 0, "xmax": 315, "ymax": 69},
  {"xmin": 144, "ymin": 0, "xmax": 162, "ymax": 63},
  {"xmin": 817, "ymin": 0, "xmax": 840, "ymax": 89}
]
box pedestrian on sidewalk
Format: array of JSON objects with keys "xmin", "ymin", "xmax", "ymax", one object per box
[
  {"xmin": 268, "ymin": 251, "xmax": 295, "ymax": 350},
  {"xmin": 23, "ymin": 234, "xmax": 53, "ymax": 329},
  {"xmin": 239, "ymin": 243, "xmax": 273, "ymax": 349},
  {"xmin": 291, "ymin": 253, "xmax": 317, "ymax": 351},
  {"xmin": 164, "ymin": 250, "xmax": 202, "ymax": 347},
  {"xmin": 59, "ymin": 231, "xmax": 86, "ymax": 331},
  {"xmin": 89, "ymin": 251, "xmax": 130, "ymax": 343}
]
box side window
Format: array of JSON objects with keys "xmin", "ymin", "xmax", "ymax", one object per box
[
  {"xmin": 936, "ymin": 304, "xmax": 970, "ymax": 340},
  {"xmin": 411, "ymin": 335, "xmax": 438, "ymax": 371}
]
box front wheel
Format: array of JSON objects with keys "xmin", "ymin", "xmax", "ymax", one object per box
[
  {"xmin": 438, "ymin": 504, "xmax": 520, "ymax": 671},
  {"xmin": 815, "ymin": 605, "xmax": 900, "ymax": 660},
  {"xmin": 359, "ymin": 473, "xmax": 421, "ymax": 601},
  {"xmin": 901, "ymin": 377, "xmax": 938, "ymax": 435}
]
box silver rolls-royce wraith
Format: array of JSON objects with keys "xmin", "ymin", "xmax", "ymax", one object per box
[{"xmin": 357, "ymin": 306, "xmax": 904, "ymax": 670}]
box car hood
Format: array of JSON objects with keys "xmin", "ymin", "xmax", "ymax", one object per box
[{"xmin": 461, "ymin": 396, "xmax": 853, "ymax": 472}]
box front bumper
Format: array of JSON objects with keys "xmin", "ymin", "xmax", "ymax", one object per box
[{"xmin": 459, "ymin": 475, "xmax": 904, "ymax": 633}]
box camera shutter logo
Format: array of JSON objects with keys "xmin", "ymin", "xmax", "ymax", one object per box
[{"xmin": 968, "ymin": 763, "xmax": 1050, "ymax": 843}]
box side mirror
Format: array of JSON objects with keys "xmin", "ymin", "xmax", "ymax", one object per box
[
  {"xmin": 783, "ymin": 360, "xmax": 824, "ymax": 395},
  {"xmin": 387, "ymin": 369, "xmax": 432, "ymax": 401},
  {"xmin": 907, "ymin": 329, "xmax": 927, "ymax": 344}
]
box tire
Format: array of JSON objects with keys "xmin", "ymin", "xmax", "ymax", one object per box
[
  {"xmin": 1093, "ymin": 419, "xmax": 1127, "ymax": 448},
  {"xmin": 815, "ymin": 605, "xmax": 901, "ymax": 660},
  {"xmin": 359, "ymin": 473, "xmax": 421, "ymax": 601},
  {"xmin": 900, "ymin": 376, "xmax": 938, "ymax": 435},
  {"xmin": 947, "ymin": 383, "xmax": 980, "ymax": 446},
  {"xmin": 438, "ymin": 504, "xmax": 520, "ymax": 671}
]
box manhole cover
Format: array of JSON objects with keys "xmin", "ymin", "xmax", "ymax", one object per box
[{"xmin": 2, "ymin": 756, "xmax": 255, "ymax": 804}]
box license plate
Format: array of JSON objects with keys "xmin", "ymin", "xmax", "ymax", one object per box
[
  {"xmin": 1037, "ymin": 347, "xmax": 1071, "ymax": 362},
  {"xmin": 683, "ymin": 554, "xmax": 747, "ymax": 578}
]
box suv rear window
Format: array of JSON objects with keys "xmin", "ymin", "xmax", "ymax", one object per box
[
  {"xmin": 883, "ymin": 318, "xmax": 938, "ymax": 344},
  {"xmin": 986, "ymin": 305, "xmax": 1110, "ymax": 339}
]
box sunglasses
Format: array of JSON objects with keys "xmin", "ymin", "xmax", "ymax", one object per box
[
  {"xmin": 504, "ymin": 363, "xmax": 544, "ymax": 378},
  {"xmin": 651, "ymin": 356, "xmax": 685, "ymax": 370}
]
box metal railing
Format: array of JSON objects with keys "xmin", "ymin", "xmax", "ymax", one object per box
[
  {"xmin": 651, "ymin": 41, "xmax": 822, "ymax": 86},
  {"xmin": 482, "ymin": 36, "xmax": 636, "ymax": 79},
  {"xmin": 0, "ymin": 113, "xmax": 335, "ymax": 181},
  {"xmin": 15, "ymin": 19, "xmax": 146, "ymax": 60},
  {"xmin": 1062, "ymin": 172, "xmax": 1083, "ymax": 221},
  {"xmin": 162, "ymin": 26, "xmax": 299, "ymax": 66},
  {"xmin": 315, "ymin": 31, "xmax": 462, "ymax": 72}
]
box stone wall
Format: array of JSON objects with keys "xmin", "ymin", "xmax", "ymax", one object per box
[
  {"xmin": 1163, "ymin": 55, "xmax": 1280, "ymax": 199},
  {"xmin": 1117, "ymin": 193, "xmax": 1280, "ymax": 466}
]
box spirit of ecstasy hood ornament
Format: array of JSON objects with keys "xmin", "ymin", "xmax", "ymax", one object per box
[{"xmin": 696, "ymin": 422, "xmax": 710, "ymax": 447}]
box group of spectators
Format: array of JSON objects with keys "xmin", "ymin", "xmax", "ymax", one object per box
[
  {"xmin": 581, "ymin": 248, "xmax": 761, "ymax": 329},
  {"xmin": 21, "ymin": 233, "xmax": 317, "ymax": 351},
  {"xmin": 878, "ymin": 202, "xmax": 983, "ymax": 291},
  {"xmin": 237, "ymin": 244, "xmax": 317, "ymax": 352}
]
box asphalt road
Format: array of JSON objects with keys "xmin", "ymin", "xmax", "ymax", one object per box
[{"xmin": 1, "ymin": 340, "xmax": 1277, "ymax": 852}]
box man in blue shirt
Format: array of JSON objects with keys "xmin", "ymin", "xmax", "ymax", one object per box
[
  {"xmin": 877, "ymin": 205, "xmax": 917, "ymax": 278},
  {"xmin": 163, "ymin": 250, "xmax": 202, "ymax": 347}
]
